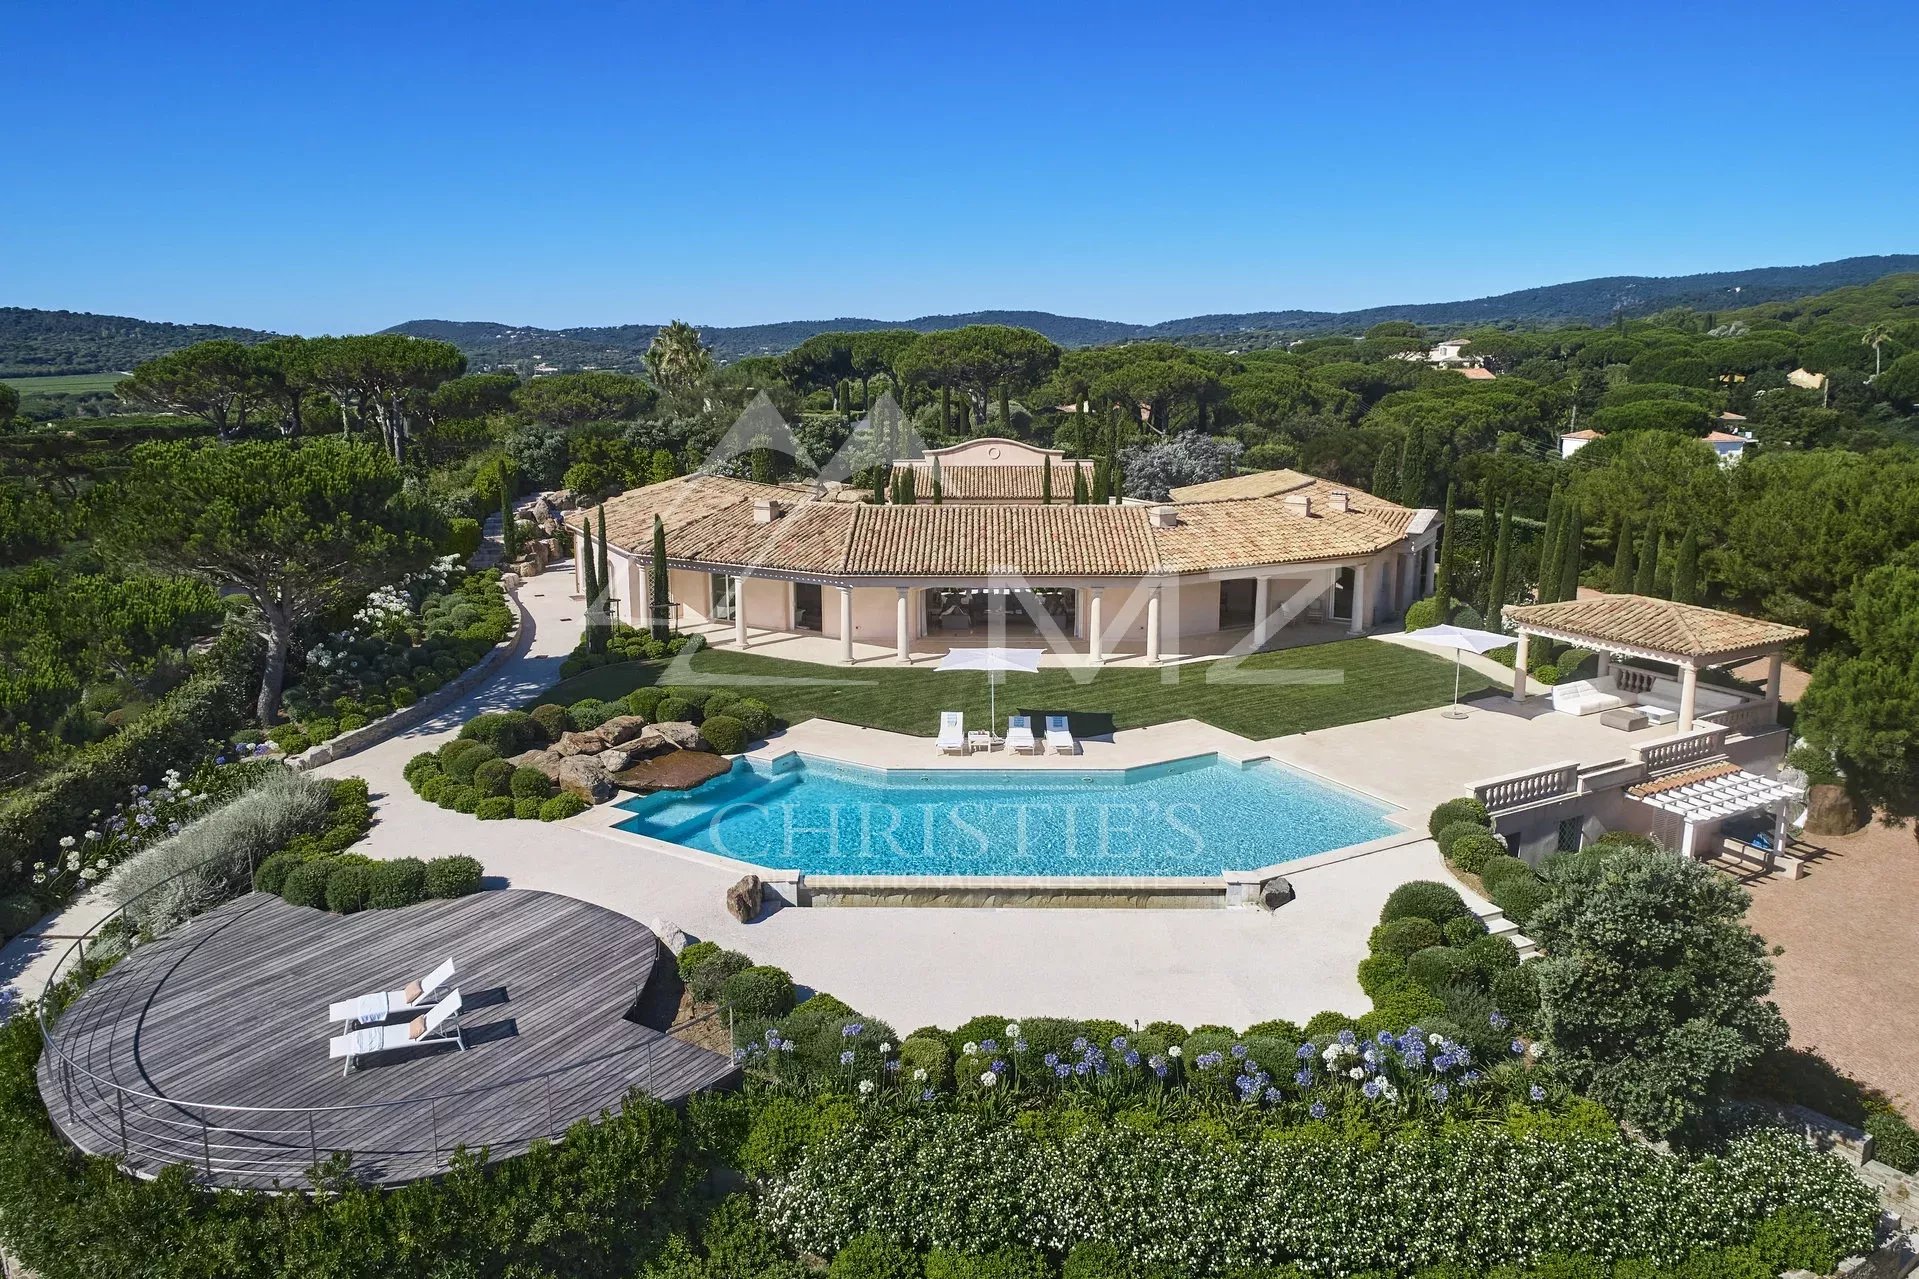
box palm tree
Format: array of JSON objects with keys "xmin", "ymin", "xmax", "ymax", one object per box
[
  {"xmin": 1864, "ymin": 322, "xmax": 1893, "ymax": 379},
  {"xmin": 644, "ymin": 319, "xmax": 715, "ymax": 398}
]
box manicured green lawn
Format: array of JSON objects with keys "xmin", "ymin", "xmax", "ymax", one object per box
[{"xmin": 539, "ymin": 638, "xmax": 1492, "ymax": 740}]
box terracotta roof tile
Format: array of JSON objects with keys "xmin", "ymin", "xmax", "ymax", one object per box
[
  {"xmin": 1504, "ymin": 594, "xmax": 1806, "ymax": 660},
  {"xmin": 1628, "ymin": 760, "xmax": 1742, "ymax": 798},
  {"xmin": 899, "ymin": 462, "xmax": 1094, "ymax": 501},
  {"xmin": 1151, "ymin": 499, "xmax": 1404, "ymax": 571},
  {"xmin": 843, "ymin": 504, "xmax": 1158, "ymax": 576}
]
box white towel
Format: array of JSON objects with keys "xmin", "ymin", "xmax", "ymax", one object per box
[{"xmin": 354, "ymin": 992, "xmax": 389, "ymax": 1025}]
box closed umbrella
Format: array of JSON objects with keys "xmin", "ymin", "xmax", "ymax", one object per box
[
  {"xmin": 935, "ymin": 647, "xmax": 1044, "ymax": 737},
  {"xmin": 1402, "ymin": 624, "xmax": 1514, "ymax": 719}
]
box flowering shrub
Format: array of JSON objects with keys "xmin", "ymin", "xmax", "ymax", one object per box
[
  {"xmin": 759, "ymin": 1112, "xmax": 1878, "ymax": 1276},
  {"xmin": 276, "ymin": 564, "xmax": 510, "ymax": 748}
]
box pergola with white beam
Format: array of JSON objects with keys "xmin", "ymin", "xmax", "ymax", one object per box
[
  {"xmin": 1501, "ymin": 594, "xmax": 1806, "ymax": 732},
  {"xmin": 1626, "ymin": 760, "xmax": 1801, "ymax": 864}
]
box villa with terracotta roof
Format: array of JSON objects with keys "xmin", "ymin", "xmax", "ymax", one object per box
[{"xmin": 569, "ymin": 438, "xmax": 1439, "ymax": 663}]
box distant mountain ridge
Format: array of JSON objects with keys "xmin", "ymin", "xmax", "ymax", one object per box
[{"xmin": 6, "ymin": 254, "xmax": 1915, "ymax": 376}]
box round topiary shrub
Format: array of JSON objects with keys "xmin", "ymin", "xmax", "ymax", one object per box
[
  {"xmin": 475, "ymin": 796, "xmax": 514, "ymax": 820},
  {"xmin": 1448, "ymin": 831, "xmax": 1508, "ymax": 875},
  {"xmin": 897, "ymin": 1034, "xmax": 953, "ymax": 1091},
  {"xmin": 568, "ymin": 698, "xmax": 614, "ymax": 729},
  {"xmin": 1379, "ymin": 880, "xmax": 1472, "ymax": 927},
  {"xmin": 1357, "ymin": 952, "xmax": 1408, "ymax": 999},
  {"xmin": 471, "ymin": 757, "xmax": 515, "ymax": 798},
  {"xmin": 425, "ymin": 855, "xmax": 484, "ymax": 899},
  {"xmin": 663, "ymin": 685, "xmax": 710, "ymax": 710},
  {"xmin": 539, "ymin": 793, "xmax": 589, "ymax": 821},
  {"xmin": 415, "ymin": 672, "xmax": 443, "ymax": 694},
  {"xmin": 702, "ymin": 688, "xmax": 741, "ymax": 716},
  {"xmin": 1360, "ymin": 982, "xmax": 1448, "ymax": 1034},
  {"xmin": 530, "ymin": 702, "xmax": 571, "ymax": 741},
  {"xmin": 280, "ymin": 858, "xmax": 335, "ymax": 909},
  {"xmin": 1478, "ymin": 855, "xmax": 1536, "ymax": 894},
  {"xmin": 440, "ymin": 740, "xmax": 497, "ymax": 783},
  {"xmin": 1368, "ymin": 916, "xmax": 1442, "ymax": 959},
  {"xmin": 253, "ymin": 850, "xmax": 302, "ymax": 896},
  {"xmin": 367, "ymin": 857, "xmax": 428, "ymax": 909},
  {"xmin": 623, "ymin": 686, "xmax": 667, "ymax": 719},
  {"xmin": 1492, "ymin": 962, "xmax": 1540, "ymax": 1020},
  {"xmin": 325, "ymin": 861, "xmax": 373, "ymax": 914},
  {"xmin": 513, "ymin": 796, "xmax": 544, "ymax": 820},
  {"xmin": 459, "ymin": 710, "xmax": 544, "ymax": 756},
  {"xmin": 654, "ymin": 696, "xmax": 695, "ymax": 724},
  {"xmin": 1491, "ymin": 875, "xmax": 1553, "ymax": 929},
  {"xmin": 688, "ymin": 947, "xmax": 752, "ymax": 1003},
  {"xmin": 1403, "ymin": 597, "xmax": 1441, "ymax": 632},
  {"xmin": 446, "ymin": 785, "xmax": 481, "ymax": 814},
  {"xmin": 677, "ymin": 939, "xmax": 722, "ymax": 982},
  {"xmin": 1435, "ymin": 819, "xmax": 1491, "ymax": 860},
  {"xmin": 1405, "ymin": 945, "xmax": 1474, "ymax": 992},
  {"xmin": 719, "ymin": 965, "xmax": 797, "ymax": 1018},
  {"xmin": 419, "ymin": 776, "xmax": 450, "ymax": 805},
  {"xmin": 1465, "ymin": 934, "xmax": 1521, "ymax": 975},
  {"xmin": 1302, "ymin": 1009, "xmax": 1359, "ymax": 1040},
  {"xmin": 1427, "ymin": 796, "xmax": 1491, "ymax": 839},
  {"xmin": 509, "ymin": 766, "xmax": 553, "ymax": 799},
  {"xmin": 305, "ymin": 718, "xmax": 339, "ymax": 744},
  {"xmin": 390, "ymin": 685, "xmax": 417, "ymax": 707},
  {"xmin": 701, "ymin": 713, "xmax": 747, "ymax": 755},
  {"xmin": 1532, "ymin": 663, "xmax": 1562, "ymax": 685},
  {"xmin": 730, "ymin": 698, "xmax": 776, "ymax": 741},
  {"xmin": 337, "ymin": 714, "xmax": 368, "ymax": 733},
  {"xmin": 1443, "ymin": 913, "xmax": 1488, "ymax": 946},
  {"xmin": 403, "ymin": 751, "xmax": 443, "ymax": 788}
]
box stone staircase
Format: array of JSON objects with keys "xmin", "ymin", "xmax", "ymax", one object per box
[
  {"xmin": 1479, "ymin": 907, "xmax": 1538, "ymax": 960},
  {"xmin": 469, "ymin": 510, "xmax": 506, "ymax": 569}
]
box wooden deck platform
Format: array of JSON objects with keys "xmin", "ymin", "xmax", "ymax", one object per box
[{"xmin": 37, "ymin": 889, "xmax": 736, "ymax": 1190}]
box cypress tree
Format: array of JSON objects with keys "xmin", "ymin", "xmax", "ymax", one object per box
[
  {"xmin": 1557, "ymin": 496, "xmax": 1583, "ymax": 601},
  {"xmin": 649, "ymin": 514, "xmax": 669, "ymax": 641},
  {"xmin": 1040, "ymin": 454, "xmax": 1053, "ymax": 505},
  {"xmin": 1652, "ymin": 531, "xmax": 1673, "ymax": 598},
  {"xmin": 1372, "ymin": 440, "xmax": 1399, "ymax": 498},
  {"xmin": 500, "ymin": 484, "xmax": 519, "ymax": 561},
  {"xmin": 1672, "ymin": 526, "xmax": 1701, "ymax": 604},
  {"xmin": 1092, "ymin": 459, "xmax": 1110, "ymax": 504},
  {"xmin": 1433, "ymin": 483, "xmax": 1458, "ymax": 620},
  {"xmin": 1475, "ymin": 487, "xmax": 1498, "ymax": 616},
  {"xmin": 1537, "ymin": 487, "xmax": 1564, "ymax": 603},
  {"xmin": 1633, "ymin": 524, "xmax": 1659, "ymax": 595},
  {"xmin": 1397, "ymin": 426, "xmax": 1426, "ymax": 508},
  {"xmin": 1611, "ymin": 519, "xmax": 1636, "ymax": 594},
  {"xmin": 1487, "ymin": 498, "xmax": 1514, "ymax": 625},
  {"xmin": 930, "ymin": 457, "xmax": 943, "ymax": 505},
  {"xmin": 581, "ymin": 517, "xmax": 599, "ymax": 606},
  {"xmin": 1072, "ymin": 462, "xmax": 1089, "ymax": 505}
]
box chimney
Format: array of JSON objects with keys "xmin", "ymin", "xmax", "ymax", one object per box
[
  {"xmin": 1327, "ymin": 490, "xmax": 1351, "ymax": 513},
  {"xmin": 1283, "ymin": 492, "xmax": 1313, "ymax": 517},
  {"xmin": 752, "ymin": 498, "xmax": 782, "ymax": 524},
  {"xmin": 1149, "ymin": 505, "xmax": 1179, "ymax": 528}
]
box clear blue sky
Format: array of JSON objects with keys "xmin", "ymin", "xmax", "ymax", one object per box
[{"xmin": 2, "ymin": 0, "xmax": 1913, "ymax": 333}]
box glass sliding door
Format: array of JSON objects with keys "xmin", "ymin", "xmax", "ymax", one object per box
[{"xmin": 709, "ymin": 574, "xmax": 737, "ymax": 623}]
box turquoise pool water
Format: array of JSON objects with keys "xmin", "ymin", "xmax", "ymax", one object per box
[{"xmin": 612, "ymin": 753, "xmax": 1400, "ymax": 877}]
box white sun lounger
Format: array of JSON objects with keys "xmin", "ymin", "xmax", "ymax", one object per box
[
  {"xmin": 1045, "ymin": 715, "xmax": 1077, "ymax": 755},
  {"xmin": 1005, "ymin": 715, "xmax": 1039, "ymax": 754},
  {"xmin": 326, "ymin": 958, "xmax": 456, "ymax": 1031},
  {"xmin": 937, "ymin": 710, "xmax": 966, "ymax": 754},
  {"xmin": 328, "ymin": 990, "xmax": 465, "ymax": 1076}
]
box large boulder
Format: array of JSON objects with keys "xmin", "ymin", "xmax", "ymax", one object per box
[
  {"xmin": 1802, "ymin": 783, "xmax": 1866, "ymax": 836},
  {"xmin": 597, "ymin": 747, "xmax": 633, "ymax": 773},
  {"xmin": 599, "ymin": 715, "xmax": 648, "ymax": 746},
  {"xmin": 552, "ymin": 729, "xmax": 610, "ymax": 757},
  {"xmin": 508, "ymin": 748, "xmax": 565, "ymax": 780},
  {"xmin": 725, "ymin": 874, "xmax": 764, "ymax": 923},
  {"xmin": 640, "ymin": 721, "xmax": 706, "ymax": 753},
  {"xmin": 613, "ymin": 749, "xmax": 731, "ymax": 794},
  {"xmin": 556, "ymin": 755, "xmax": 617, "ymax": 805}
]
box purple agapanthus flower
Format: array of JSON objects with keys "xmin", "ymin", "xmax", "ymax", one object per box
[
  {"xmin": 1337, "ymin": 1029, "xmax": 1357, "ymax": 1046},
  {"xmin": 1055, "ymin": 1063, "xmax": 1071, "ymax": 1078},
  {"xmin": 1294, "ymin": 1068, "xmax": 1314, "ymax": 1087},
  {"xmin": 1490, "ymin": 1011, "xmax": 1510, "ymax": 1030},
  {"xmin": 921, "ymin": 1088, "xmax": 935, "ymax": 1101},
  {"xmin": 1511, "ymin": 1038, "xmax": 1527, "ymax": 1055},
  {"xmin": 1013, "ymin": 1039, "xmax": 1028, "ymax": 1054},
  {"xmin": 1111, "ymin": 1035, "xmax": 1128, "ymax": 1051},
  {"xmin": 1296, "ymin": 1043, "xmax": 1315, "ymax": 1060},
  {"xmin": 1264, "ymin": 1087, "xmax": 1283, "ymax": 1104},
  {"xmin": 1430, "ymin": 1083, "xmax": 1449, "ymax": 1103},
  {"xmin": 1231, "ymin": 1043, "xmax": 1248, "ymax": 1059},
  {"xmin": 1362, "ymin": 1078, "xmax": 1384, "ymax": 1100},
  {"xmin": 1530, "ymin": 1084, "xmax": 1546, "ymax": 1102},
  {"xmin": 1071, "ymin": 1037, "xmax": 1088, "ymax": 1053},
  {"xmin": 1123, "ymin": 1049, "xmax": 1140, "ymax": 1068},
  {"xmin": 1309, "ymin": 1101, "xmax": 1328, "ymax": 1119},
  {"xmin": 979, "ymin": 1039, "xmax": 998, "ymax": 1054},
  {"xmin": 1043, "ymin": 1052, "xmax": 1060, "ymax": 1068},
  {"xmin": 841, "ymin": 1022, "xmax": 864, "ymax": 1038},
  {"xmin": 1073, "ymin": 1061, "xmax": 1089, "ymax": 1076},
  {"xmin": 839, "ymin": 1050, "xmax": 854, "ymax": 1066}
]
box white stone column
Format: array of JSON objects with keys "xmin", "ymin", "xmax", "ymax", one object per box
[
  {"xmin": 734, "ymin": 577, "xmax": 748, "ymax": 648},
  {"xmin": 1088, "ymin": 587, "xmax": 1104, "ymax": 663},
  {"xmin": 1512, "ymin": 631, "xmax": 1530, "ymax": 700},
  {"xmin": 575, "ymin": 531, "xmax": 589, "ymax": 597},
  {"xmin": 838, "ymin": 586, "xmax": 854, "ymax": 665},
  {"xmin": 1253, "ymin": 576, "xmax": 1271, "ymax": 648},
  {"xmin": 1145, "ymin": 587, "xmax": 1162, "ymax": 664},
  {"xmin": 1762, "ymin": 651, "xmax": 1784, "ymax": 723},
  {"xmin": 1678, "ymin": 663, "xmax": 1699, "ymax": 731},
  {"xmin": 895, "ymin": 587, "xmax": 910, "ymax": 662},
  {"xmin": 1348, "ymin": 563, "xmax": 1368, "ymax": 634}
]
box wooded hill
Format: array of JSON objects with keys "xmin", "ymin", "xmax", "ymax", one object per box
[{"xmin": 6, "ymin": 253, "xmax": 1915, "ymax": 376}]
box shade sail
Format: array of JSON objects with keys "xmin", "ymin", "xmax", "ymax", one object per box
[
  {"xmin": 935, "ymin": 648, "xmax": 1045, "ymax": 673},
  {"xmin": 1403, "ymin": 624, "xmax": 1515, "ymax": 654}
]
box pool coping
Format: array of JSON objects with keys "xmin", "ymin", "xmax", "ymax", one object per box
[{"xmin": 568, "ymin": 721, "xmax": 1422, "ymax": 910}]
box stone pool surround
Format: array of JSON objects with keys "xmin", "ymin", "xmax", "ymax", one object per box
[{"xmin": 576, "ymin": 717, "xmax": 1423, "ymax": 910}]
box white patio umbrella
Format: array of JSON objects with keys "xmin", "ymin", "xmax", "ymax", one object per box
[
  {"xmin": 1403, "ymin": 624, "xmax": 1515, "ymax": 719},
  {"xmin": 936, "ymin": 647, "xmax": 1044, "ymax": 736}
]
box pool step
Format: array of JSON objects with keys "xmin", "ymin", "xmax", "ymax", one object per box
[{"xmin": 630, "ymin": 773, "xmax": 797, "ymax": 843}]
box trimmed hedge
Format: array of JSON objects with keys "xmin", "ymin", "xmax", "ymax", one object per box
[
  {"xmin": 687, "ymin": 947, "xmax": 753, "ymax": 1003},
  {"xmin": 459, "ymin": 710, "xmax": 546, "ymax": 756},
  {"xmin": 426, "ymin": 854, "xmax": 484, "ymax": 899},
  {"xmin": 510, "ymin": 765, "xmax": 555, "ymax": 800},
  {"xmin": 1448, "ymin": 831, "xmax": 1507, "ymax": 875},
  {"xmin": 1427, "ymin": 796, "xmax": 1491, "ymax": 840},
  {"xmin": 472, "ymin": 757, "xmax": 514, "ymax": 797},
  {"xmin": 1368, "ymin": 917, "xmax": 1441, "ymax": 960},
  {"xmin": 367, "ymin": 857, "xmax": 428, "ymax": 909},
  {"xmin": 1379, "ymin": 880, "xmax": 1473, "ymax": 927},
  {"xmin": 654, "ymin": 696, "xmax": 696, "ymax": 725},
  {"xmin": 721, "ymin": 965, "xmax": 798, "ymax": 1019},
  {"xmin": 539, "ymin": 793, "xmax": 589, "ymax": 821},
  {"xmin": 701, "ymin": 714, "xmax": 747, "ymax": 755},
  {"xmin": 530, "ymin": 702, "xmax": 572, "ymax": 741}
]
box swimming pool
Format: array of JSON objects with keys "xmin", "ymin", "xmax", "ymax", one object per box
[{"xmin": 612, "ymin": 753, "xmax": 1401, "ymax": 878}]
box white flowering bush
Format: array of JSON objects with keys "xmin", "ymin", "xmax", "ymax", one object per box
[{"xmin": 758, "ymin": 1113, "xmax": 1878, "ymax": 1276}]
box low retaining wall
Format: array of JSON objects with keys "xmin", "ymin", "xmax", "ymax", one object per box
[
  {"xmin": 803, "ymin": 875, "xmax": 1224, "ymax": 909},
  {"xmin": 288, "ymin": 581, "xmax": 529, "ymax": 771}
]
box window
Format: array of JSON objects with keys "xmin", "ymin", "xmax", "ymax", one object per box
[
  {"xmin": 709, "ymin": 574, "xmax": 736, "ymax": 623},
  {"xmin": 1556, "ymin": 817, "xmax": 1584, "ymax": 853}
]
